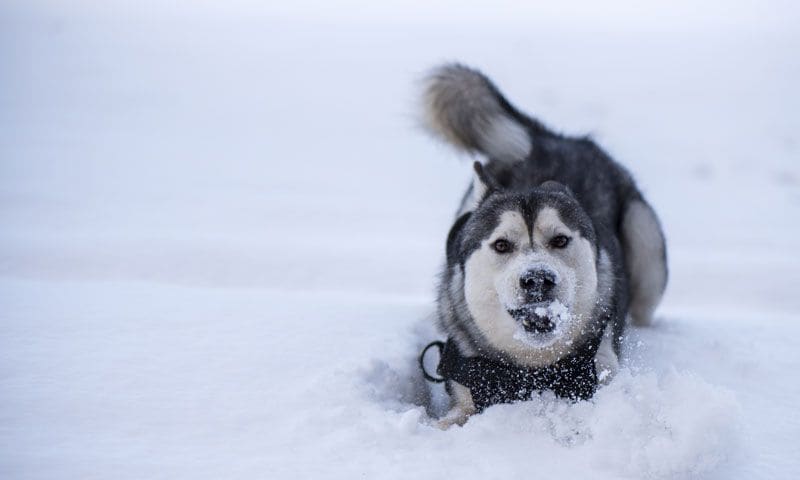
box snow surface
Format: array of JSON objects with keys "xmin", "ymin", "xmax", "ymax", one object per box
[{"xmin": 2, "ymin": 1, "xmax": 800, "ymax": 478}]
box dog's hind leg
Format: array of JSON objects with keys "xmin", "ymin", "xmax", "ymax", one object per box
[{"xmin": 620, "ymin": 199, "xmax": 668, "ymax": 326}]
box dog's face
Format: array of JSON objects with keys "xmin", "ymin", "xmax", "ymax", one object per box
[{"xmin": 450, "ymin": 178, "xmax": 601, "ymax": 365}]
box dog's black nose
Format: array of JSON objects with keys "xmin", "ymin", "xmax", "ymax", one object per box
[{"xmin": 520, "ymin": 269, "xmax": 557, "ymax": 301}]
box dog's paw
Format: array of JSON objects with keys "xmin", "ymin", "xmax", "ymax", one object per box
[
  {"xmin": 436, "ymin": 406, "xmax": 473, "ymax": 429},
  {"xmin": 594, "ymin": 349, "xmax": 620, "ymax": 385}
]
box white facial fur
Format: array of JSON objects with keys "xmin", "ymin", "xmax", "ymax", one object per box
[{"xmin": 463, "ymin": 208, "xmax": 599, "ymax": 367}]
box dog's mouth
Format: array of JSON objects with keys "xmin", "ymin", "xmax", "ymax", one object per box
[{"xmin": 507, "ymin": 305, "xmax": 557, "ymax": 334}]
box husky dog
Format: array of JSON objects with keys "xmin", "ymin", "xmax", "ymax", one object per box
[{"xmin": 419, "ymin": 64, "xmax": 668, "ymax": 428}]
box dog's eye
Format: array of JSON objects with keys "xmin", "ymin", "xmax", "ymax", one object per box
[
  {"xmin": 492, "ymin": 238, "xmax": 512, "ymax": 253},
  {"xmin": 549, "ymin": 235, "xmax": 571, "ymax": 249}
]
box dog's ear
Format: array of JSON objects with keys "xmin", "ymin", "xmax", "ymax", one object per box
[
  {"xmin": 469, "ymin": 161, "xmax": 500, "ymax": 210},
  {"xmin": 539, "ymin": 180, "xmax": 575, "ymax": 197},
  {"xmin": 446, "ymin": 211, "xmax": 472, "ymax": 265}
]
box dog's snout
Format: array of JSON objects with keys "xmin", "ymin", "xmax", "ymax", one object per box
[{"xmin": 520, "ymin": 269, "xmax": 557, "ymax": 300}]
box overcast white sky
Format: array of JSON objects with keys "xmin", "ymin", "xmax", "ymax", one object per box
[{"xmin": 3, "ymin": 0, "xmax": 799, "ymax": 34}]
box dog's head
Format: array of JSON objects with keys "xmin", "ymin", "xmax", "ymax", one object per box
[{"xmin": 448, "ymin": 163, "xmax": 602, "ymax": 365}]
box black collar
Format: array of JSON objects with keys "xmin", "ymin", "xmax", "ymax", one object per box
[{"xmin": 421, "ymin": 337, "xmax": 600, "ymax": 411}]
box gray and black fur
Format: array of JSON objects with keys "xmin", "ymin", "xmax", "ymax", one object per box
[{"xmin": 422, "ymin": 64, "xmax": 668, "ymax": 422}]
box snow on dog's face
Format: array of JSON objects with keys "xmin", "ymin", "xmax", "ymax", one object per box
[{"xmin": 451, "ymin": 175, "xmax": 600, "ymax": 366}]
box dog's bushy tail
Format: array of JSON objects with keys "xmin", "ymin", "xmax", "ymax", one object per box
[{"xmin": 422, "ymin": 63, "xmax": 544, "ymax": 163}]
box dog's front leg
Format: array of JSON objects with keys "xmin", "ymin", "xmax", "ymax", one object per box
[
  {"xmin": 594, "ymin": 322, "xmax": 619, "ymax": 384},
  {"xmin": 438, "ymin": 381, "xmax": 477, "ymax": 429}
]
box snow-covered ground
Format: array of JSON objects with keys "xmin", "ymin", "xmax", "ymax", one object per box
[{"xmin": 2, "ymin": 1, "xmax": 799, "ymax": 478}]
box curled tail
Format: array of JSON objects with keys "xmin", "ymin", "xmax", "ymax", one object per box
[{"xmin": 422, "ymin": 63, "xmax": 545, "ymax": 163}]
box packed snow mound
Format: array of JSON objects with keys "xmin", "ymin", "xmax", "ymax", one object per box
[{"xmin": 361, "ymin": 355, "xmax": 741, "ymax": 479}]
